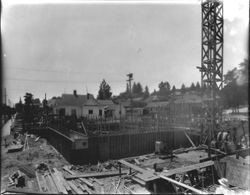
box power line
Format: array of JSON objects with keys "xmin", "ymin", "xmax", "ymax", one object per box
[
  {"xmin": 6, "ymin": 77, "xmax": 125, "ymax": 84},
  {"xmin": 6, "ymin": 66, "xmax": 125, "ymax": 77}
]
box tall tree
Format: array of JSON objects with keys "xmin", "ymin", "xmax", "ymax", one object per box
[
  {"xmin": 158, "ymin": 81, "xmax": 171, "ymax": 98},
  {"xmin": 195, "ymin": 82, "xmax": 201, "ymax": 90},
  {"xmin": 132, "ymin": 82, "xmax": 137, "ymax": 94},
  {"xmin": 171, "ymin": 85, "xmax": 176, "ymax": 93},
  {"xmin": 136, "ymin": 82, "xmax": 143, "ymax": 94},
  {"xmin": 144, "ymin": 86, "xmax": 150, "ymax": 98},
  {"xmin": 181, "ymin": 84, "xmax": 186, "ymax": 93},
  {"xmin": 190, "ymin": 82, "xmax": 196, "ymax": 91},
  {"xmin": 97, "ymin": 79, "xmax": 112, "ymax": 100},
  {"xmin": 23, "ymin": 93, "xmax": 34, "ymax": 123},
  {"xmin": 221, "ymin": 59, "xmax": 249, "ymax": 111}
]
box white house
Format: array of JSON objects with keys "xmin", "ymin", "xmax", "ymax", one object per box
[
  {"xmin": 50, "ymin": 90, "xmax": 125, "ymax": 119},
  {"xmin": 52, "ymin": 90, "xmax": 95, "ymax": 118}
]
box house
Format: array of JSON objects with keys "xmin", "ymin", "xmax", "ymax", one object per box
[
  {"xmin": 97, "ymin": 100, "xmax": 126, "ymax": 119},
  {"xmin": 82, "ymin": 97, "xmax": 105, "ymax": 118},
  {"xmin": 52, "ymin": 90, "xmax": 95, "ymax": 118},
  {"xmin": 50, "ymin": 90, "xmax": 125, "ymax": 119}
]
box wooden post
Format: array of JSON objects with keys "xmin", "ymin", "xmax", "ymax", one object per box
[{"xmin": 118, "ymin": 163, "xmax": 121, "ymax": 176}]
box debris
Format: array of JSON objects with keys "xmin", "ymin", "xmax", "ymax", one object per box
[
  {"xmin": 65, "ymin": 170, "xmax": 129, "ymax": 180},
  {"xmin": 18, "ymin": 164, "xmax": 36, "ymax": 178},
  {"xmin": 134, "ymin": 159, "xmax": 140, "ymax": 165},
  {"xmin": 35, "ymin": 136, "xmax": 40, "ymax": 142},
  {"xmin": 7, "ymin": 144, "xmax": 24, "ymax": 153},
  {"xmin": 36, "ymin": 163, "xmax": 49, "ymax": 173},
  {"xmin": 4, "ymin": 187, "xmax": 50, "ymax": 194}
]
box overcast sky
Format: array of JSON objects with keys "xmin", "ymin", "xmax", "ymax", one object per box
[{"xmin": 1, "ymin": 0, "xmax": 249, "ymax": 104}]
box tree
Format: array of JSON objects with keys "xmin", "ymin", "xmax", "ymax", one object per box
[
  {"xmin": 171, "ymin": 85, "xmax": 176, "ymax": 93},
  {"xmin": 190, "ymin": 82, "xmax": 196, "ymax": 91},
  {"xmin": 144, "ymin": 86, "xmax": 150, "ymax": 98},
  {"xmin": 195, "ymin": 82, "xmax": 201, "ymax": 90},
  {"xmin": 181, "ymin": 84, "xmax": 186, "ymax": 93},
  {"xmin": 158, "ymin": 81, "xmax": 171, "ymax": 99},
  {"xmin": 97, "ymin": 79, "xmax": 112, "ymax": 100},
  {"xmin": 23, "ymin": 92, "xmax": 34, "ymax": 123},
  {"xmin": 136, "ymin": 82, "xmax": 143, "ymax": 94},
  {"xmin": 221, "ymin": 59, "xmax": 249, "ymax": 111},
  {"xmin": 132, "ymin": 82, "xmax": 143, "ymax": 95}
]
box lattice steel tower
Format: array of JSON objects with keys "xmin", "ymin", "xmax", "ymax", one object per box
[{"xmin": 197, "ymin": 0, "xmax": 223, "ymax": 157}]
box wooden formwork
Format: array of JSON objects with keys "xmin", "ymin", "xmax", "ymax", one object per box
[
  {"xmin": 30, "ymin": 126, "xmax": 199, "ymax": 164},
  {"xmin": 70, "ymin": 130, "xmax": 199, "ymax": 164}
]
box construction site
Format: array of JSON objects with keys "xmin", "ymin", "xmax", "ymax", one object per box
[{"xmin": 1, "ymin": 0, "xmax": 249, "ymax": 194}]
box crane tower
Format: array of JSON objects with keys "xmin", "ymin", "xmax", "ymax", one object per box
[{"xmin": 197, "ymin": 0, "xmax": 223, "ymax": 157}]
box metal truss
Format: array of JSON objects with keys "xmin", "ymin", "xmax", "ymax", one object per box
[{"xmin": 197, "ymin": 0, "xmax": 223, "ymax": 157}]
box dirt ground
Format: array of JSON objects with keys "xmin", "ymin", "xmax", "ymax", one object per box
[
  {"xmin": 1, "ymin": 133, "xmax": 69, "ymax": 190},
  {"xmin": 1, "ymin": 133, "xmax": 148, "ymax": 194}
]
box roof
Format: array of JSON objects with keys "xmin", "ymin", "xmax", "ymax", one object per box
[
  {"xmin": 97, "ymin": 100, "xmax": 114, "ymax": 106},
  {"xmin": 55, "ymin": 93, "xmax": 94, "ymax": 107},
  {"xmin": 84, "ymin": 98, "xmax": 99, "ymax": 106},
  {"xmin": 146, "ymin": 101, "xmax": 169, "ymax": 108}
]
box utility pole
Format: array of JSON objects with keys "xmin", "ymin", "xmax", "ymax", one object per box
[
  {"xmin": 127, "ymin": 73, "xmax": 133, "ymax": 122},
  {"xmin": 4, "ymin": 88, "xmax": 7, "ymax": 105}
]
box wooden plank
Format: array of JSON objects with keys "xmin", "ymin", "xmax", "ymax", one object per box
[
  {"xmin": 65, "ymin": 170, "xmax": 129, "ymax": 180},
  {"xmin": 135, "ymin": 173, "xmax": 159, "ymax": 182},
  {"xmin": 46, "ymin": 173, "xmax": 59, "ymax": 193},
  {"xmin": 160, "ymin": 175, "xmax": 204, "ymax": 194},
  {"xmin": 184, "ymin": 131, "xmax": 196, "ymax": 147},
  {"xmin": 18, "ymin": 164, "xmax": 36, "ymax": 178},
  {"xmin": 67, "ymin": 180, "xmax": 82, "ymax": 194},
  {"xmin": 131, "ymin": 177, "xmax": 146, "ymax": 186},
  {"xmin": 56, "ymin": 170, "xmax": 71, "ymax": 192},
  {"xmin": 4, "ymin": 187, "xmax": 51, "ymax": 194},
  {"xmin": 62, "ymin": 166, "xmax": 93, "ymax": 188},
  {"xmin": 40, "ymin": 175, "xmax": 49, "ymax": 192},
  {"xmin": 93, "ymin": 178, "xmax": 104, "ymax": 186},
  {"xmin": 118, "ymin": 159, "xmax": 151, "ymax": 173},
  {"xmin": 162, "ymin": 160, "xmax": 214, "ymax": 177},
  {"xmin": 77, "ymin": 183, "xmax": 88, "ymax": 193},
  {"xmin": 63, "ymin": 166, "xmax": 75, "ymax": 175},
  {"xmin": 50, "ymin": 171, "xmax": 63, "ymax": 193},
  {"xmin": 52, "ymin": 168, "xmax": 68, "ymax": 194},
  {"xmin": 79, "ymin": 178, "xmax": 94, "ymax": 188},
  {"xmin": 35, "ymin": 172, "xmax": 42, "ymax": 192},
  {"xmin": 80, "ymin": 183, "xmax": 93, "ymax": 194},
  {"xmin": 44, "ymin": 174, "xmax": 57, "ymax": 193}
]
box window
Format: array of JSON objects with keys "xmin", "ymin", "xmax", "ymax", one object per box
[
  {"xmin": 99, "ymin": 109, "xmax": 102, "ymax": 116},
  {"xmin": 88, "ymin": 109, "xmax": 93, "ymax": 115},
  {"xmin": 71, "ymin": 109, "xmax": 76, "ymax": 116}
]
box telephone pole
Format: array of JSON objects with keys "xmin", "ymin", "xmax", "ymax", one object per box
[{"xmin": 127, "ymin": 73, "xmax": 133, "ymax": 121}]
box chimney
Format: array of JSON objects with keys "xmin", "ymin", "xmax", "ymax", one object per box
[
  {"xmin": 73, "ymin": 90, "xmax": 77, "ymax": 97},
  {"xmin": 87, "ymin": 93, "xmax": 90, "ymax": 100}
]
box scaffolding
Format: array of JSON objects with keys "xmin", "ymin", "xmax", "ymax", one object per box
[{"xmin": 197, "ymin": 0, "xmax": 223, "ymax": 157}]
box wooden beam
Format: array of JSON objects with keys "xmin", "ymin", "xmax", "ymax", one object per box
[
  {"xmin": 65, "ymin": 170, "xmax": 129, "ymax": 180},
  {"xmin": 162, "ymin": 160, "xmax": 214, "ymax": 177},
  {"xmin": 118, "ymin": 159, "xmax": 152, "ymax": 174},
  {"xmin": 4, "ymin": 188, "xmax": 51, "ymax": 194},
  {"xmin": 160, "ymin": 175, "xmax": 204, "ymax": 194},
  {"xmin": 184, "ymin": 131, "xmax": 196, "ymax": 147}
]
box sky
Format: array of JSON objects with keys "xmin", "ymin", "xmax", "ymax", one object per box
[{"xmin": 1, "ymin": 0, "xmax": 249, "ymax": 105}]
